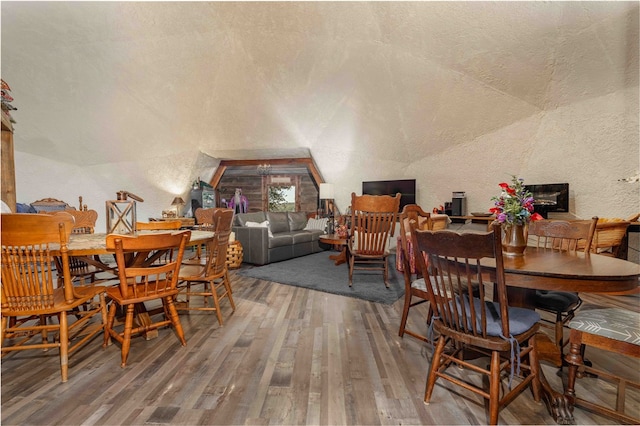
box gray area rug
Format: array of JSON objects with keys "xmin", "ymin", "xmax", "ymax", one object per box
[{"xmin": 237, "ymin": 252, "xmax": 404, "ymax": 304}]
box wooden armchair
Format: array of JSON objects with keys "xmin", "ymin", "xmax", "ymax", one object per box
[
  {"xmin": 1, "ymin": 213, "xmax": 107, "ymax": 382},
  {"xmin": 347, "ymin": 192, "xmax": 400, "ymax": 287},
  {"xmin": 178, "ymin": 209, "xmax": 235, "ymax": 326},
  {"xmin": 528, "ymin": 218, "xmax": 598, "ymax": 353},
  {"xmin": 412, "ymin": 224, "xmax": 542, "ymax": 425},
  {"xmin": 104, "ymin": 230, "xmax": 191, "ymax": 367}
]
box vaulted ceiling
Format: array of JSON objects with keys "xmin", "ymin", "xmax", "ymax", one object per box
[{"xmin": 2, "ymin": 1, "xmax": 636, "ymax": 167}]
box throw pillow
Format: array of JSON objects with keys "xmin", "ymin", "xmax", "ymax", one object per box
[
  {"xmin": 304, "ymin": 217, "xmax": 328, "ymax": 231},
  {"xmin": 245, "ymin": 220, "xmax": 274, "ymax": 238}
]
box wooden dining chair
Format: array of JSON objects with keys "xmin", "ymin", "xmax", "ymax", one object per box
[
  {"xmin": 528, "ymin": 217, "xmax": 598, "ymax": 353},
  {"xmin": 1, "ymin": 213, "xmax": 107, "ymax": 382},
  {"xmin": 136, "ymin": 220, "xmax": 182, "ymax": 230},
  {"xmin": 565, "ymin": 307, "xmax": 640, "ymax": 424},
  {"xmin": 397, "ymin": 204, "xmax": 434, "ymax": 342},
  {"xmin": 178, "ymin": 209, "xmax": 236, "ymax": 326},
  {"xmin": 347, "ymin": 192, "xmax": 401, "ymax": 287},
  {"xmin": 51, "ymin": 209, "xmax": 115, "ymax": 285},
  {"xmin": 411, "ymin": 224, "xmax": 542, "ymax": 425},
  {"xmin": 104, "ymin": 230, "xmax": 191, "ymax": 367},
  {"xmin": 194, "ymin": 207, "xmax": 216, "ymax": 226}
]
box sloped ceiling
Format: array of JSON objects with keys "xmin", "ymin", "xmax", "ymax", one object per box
[{"xmin": 2, "ymin": 1, "xmax": 637, "ymax": 168}]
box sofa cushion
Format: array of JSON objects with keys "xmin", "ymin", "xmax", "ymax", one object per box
[
  {"xmin": 266, "ymin": 212, "xmax": 290, "ymax": 234},
  {"xmin": 269, "ymin": 233, "xmax": 293, "ymax": 248},
  {"xmin": 235, "ymin": 212, "xmax": 267, "ymax": 227},
  {"xmin": 288, "ymin": 211, "xmax": 309, "ymax": 231},
  {"xmin": 290, "ymin": 231, "xmax": 313, "ymax": 244},
  {"xmin": 304, "ymin": 217, "xmax": 328, "ymax": 232}
]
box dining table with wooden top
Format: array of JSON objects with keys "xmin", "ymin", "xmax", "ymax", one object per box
[{"xmin": 475, "ymin": 247, "xmax": 640, "ymax": 424}]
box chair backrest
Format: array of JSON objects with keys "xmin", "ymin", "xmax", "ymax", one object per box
[
  {"xmin": 204, "ymin": 209, "xmax": 235, "ymax": 276},
  {"xmin": 106, "ymin": 231, "xmax": 191, "ymax": 300},
  {"xmin": 528, "ymin": 217, "xmax": 597, "ymax": 253},
  {"xmin": 399, "ymin": 204, "xmax": 432, "ymax": 274},
  {"xmin": 136, "ymin": 220, "xmax": 182, "ymax": 230},
  {"xmin": 194, "ymin": 208, "xmax": 216, "ymax": 226},
  {"xmin": 349, "ymin": 192, "xmax": 401, "ymax": 254},
  {"xmin": 590, "ymin": 219, "xmax": 631, "ymax": 257},
  {"xmin": 54, "ymin": 209, "xmax": 98, "ymax": 234},
  {"xmin": 1, "ymin": 213, "xmax": 76, "ymax": 307},
  {"xmin": 411, "ymin": 224, "xmax": 511, "ymax": 338}
]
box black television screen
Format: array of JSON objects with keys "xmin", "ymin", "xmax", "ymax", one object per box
[{"xmin": 362, "ymin": 179, "xmax": 416, "ymax": 213}]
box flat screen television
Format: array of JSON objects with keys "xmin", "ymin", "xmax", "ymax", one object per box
[
  {"xmin": 524, "ymin": 183, "xmax": 569, "ymax": 218},
  {"xmin": 362, "ymin": 179, "xmax": 416, "ymax": 213}
]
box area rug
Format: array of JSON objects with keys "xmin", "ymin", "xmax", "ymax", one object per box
[{"xmin": 237, "ymin": 252, "xmax": 404, "ymax": 304}]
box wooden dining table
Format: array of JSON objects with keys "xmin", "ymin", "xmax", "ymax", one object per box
[{"xmin": 477, "ymin": 247, "xmax": 640, "ymax": 424}]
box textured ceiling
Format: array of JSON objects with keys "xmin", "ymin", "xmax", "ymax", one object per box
[{"xmin": 1, "ymin": 2, "xmax": 638, "ymax": 167}]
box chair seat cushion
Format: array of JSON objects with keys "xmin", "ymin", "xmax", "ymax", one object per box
[
  {"xmin": 534, "ymin": 290, "xmax": 580, "ymax": 312},
  {"xmin": 455, "ymin": 295, "xmax": 541, "ymax": 337},
  {"xmin": 411, "ymin": 277, "xmax": 427, "ymax": 292},
  {"xmin": 568, "ymin": 308, "xmax": 640, "ymax": 345}
]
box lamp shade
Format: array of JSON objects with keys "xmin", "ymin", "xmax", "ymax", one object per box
[
  {"xmin": 319, "ymin": 183, "xmax": 334, "ymax": 199},
  {"xmin": 171, "ymin": 197, "xmax": 185, "ymax": 205}
]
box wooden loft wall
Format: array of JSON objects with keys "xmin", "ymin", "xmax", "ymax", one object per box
[
  {"xmin": 210, "ymin": 158, "xmax": 325, "ymax": 214},
  {"xmin": 1, "ymin": 111, "xmax": 16, "ymax": 211},
  {"xmin": 210, "ymin": 158, "xmax": 324, "ymax": 188}
]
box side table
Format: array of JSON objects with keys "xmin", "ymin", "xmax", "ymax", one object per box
[{"xmin": 319, "ymin": 234, "xmax": 349, "ymax": 265}]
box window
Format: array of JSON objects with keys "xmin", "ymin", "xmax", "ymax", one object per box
[{"xmin": 268, "ymin": 185, "xmax": 295, "ymax": 212}]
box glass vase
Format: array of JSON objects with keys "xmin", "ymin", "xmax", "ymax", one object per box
[{"xmin": 502, "ymin": 224, "xmax": 527, "ymax": 257}]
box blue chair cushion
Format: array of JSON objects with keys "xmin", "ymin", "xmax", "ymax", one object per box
[
  {"xmin": 455, "ymin": 295, "xmax": 541, "ymax": 337},
  {"xmin": 534, "ymin": 290, "xmax": 580, "ymax": 312},
  {"xmin": 568, "ymin": 308, "xmax": 640, "ymax": 345}
]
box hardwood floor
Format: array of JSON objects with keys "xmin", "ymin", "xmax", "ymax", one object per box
[{"xmin": 2, "ymin": 268, "xmax": 639, "ymax": 425}]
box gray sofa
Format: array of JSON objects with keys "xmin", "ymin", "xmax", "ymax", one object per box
[{"xmin": 232, "ymin": 211, "xmax": 326, "ymax": 265}]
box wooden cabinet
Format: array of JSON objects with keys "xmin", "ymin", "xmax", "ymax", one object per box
[{"xmin": 1, "ymin": 110, "xmax": 16, "ymax": 211}]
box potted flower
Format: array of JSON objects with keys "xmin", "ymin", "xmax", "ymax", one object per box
[{"xmin": 490, "ymin": 176, "xmax": 543, "ymax": 256}]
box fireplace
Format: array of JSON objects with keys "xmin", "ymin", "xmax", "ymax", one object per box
[{"xmin": 524, "ymin": 183, "xmax": 569, "ymax": 219}]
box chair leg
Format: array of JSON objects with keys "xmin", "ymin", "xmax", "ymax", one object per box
[
  {"xmin": 224, "ymin": 270, "xmax": 236, "ymax": 311},
  {"xmin": 398, "ymin": 293, "xmax": 412, "ymax": 337},
  {"xmin": 210, "ymin": 283, "xmax": 224, "ymax": 326},
  {"xmin": 348, "ymin": 256, "xmax": 354, "ymax": 287},
  {"xmin": 103, "ymin": 302, "xmax": 117, "ymax": 348},
  {"xmin": 164, "ymin": 296, "xmax": 186, "ymax": 346},
  {"xmin": 0, "ymin": 316, "xmax": 6, "ymax": 344},
  {"xmin": 383, "ymin": 259, "xmax": 389, "ymax": 288},
  {"xmin": 528, "ymin": 335, "xmax": 542, "ymax": 403},
  {"xmin": 555, "ymin": 311, "xmax": 564, "ymax": 350},
  {"xmin": 488, "ymin": 350, "xmax": 501, "ymax": 425},
  {"xmin": 121, "ymin": 304, "xmax": 135, "ymax": 367},
  {"xmin": 58, "ymin": 312, "xmax": 69, "ymax": 383},
  {"xmin": 424, "ymin": 334, "xmax": 446, "ymax": 404}
]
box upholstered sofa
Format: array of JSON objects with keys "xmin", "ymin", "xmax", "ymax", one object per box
[{"xmin": 232, "ymin": 211, "xmax": 327, "ymax": 265}]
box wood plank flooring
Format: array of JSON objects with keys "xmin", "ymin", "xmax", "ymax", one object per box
[{"xmin": 2, "ymin": 267, "xmax": 639, "ymax": 425}]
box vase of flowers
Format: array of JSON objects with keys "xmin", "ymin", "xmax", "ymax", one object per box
[{"xmin": 490, "ymin": 176, "xmax": 542, "ymax": 256}]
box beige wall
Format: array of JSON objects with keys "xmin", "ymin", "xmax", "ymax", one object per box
[{"xmin": 5, "ymin": 2, "xmax": 638, "ymax": 255}]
